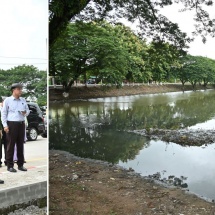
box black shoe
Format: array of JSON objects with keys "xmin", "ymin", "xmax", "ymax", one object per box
[
  {"xmin": 0, "ymin": 179, "xmax": 4, "ymax": 184},
  {"xmin": 0, "ymin": 164, "xmax": 2, "ymax": 168},
  {"xmin": 7, "ymin": 167, "xmax": 17, "ymax": 173},
  {"xmin": 18, "ymin": 166, "xmax": 27, "ymax": 171}
]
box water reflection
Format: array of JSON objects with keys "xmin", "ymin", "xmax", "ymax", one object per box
[
  {"xmin": 119, "ymin": 140, "xmax": 215, "ymax": 200},
  {"xmin": 189, "ymin": 118, "xmax": 215, "ymax": 130},
  {"xmin": 50, "ymin": 121, "xmax": 150, "ymax": 163},
  {"xmin": 49, "ymin": 90, "xmax": 215, "ymax": 200}
]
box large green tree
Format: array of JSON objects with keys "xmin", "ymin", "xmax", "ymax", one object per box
[
  {"xmin": 0, "ymin": 65, "xmax": 47, "ymax": 105},
  {"xmin": 145, "ymin": 42, "xmax": 184, "ymax": 83},
  {"xmin": 50, "ymin": 21, "xmax": 152, "ymax": 89}
]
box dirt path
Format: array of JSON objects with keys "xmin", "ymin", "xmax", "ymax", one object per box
[
  {"xmin": 49, "ymin": 84, "xmax": 215, "ymax": 101},
  {"xmin": 49, "ymin": 150, "xmax": 215, "ymax": 215}
]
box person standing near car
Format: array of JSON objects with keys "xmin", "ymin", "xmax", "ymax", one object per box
[
  {"xmin": 1, "ymin": 83, "xmax": 30, "ymax": 173},
  {"xmin": 0, "ymin": 98, "xmax": 4, "ymax": 166},
  {"xmin": 0, "ymin": 100, "xmax": 4, "ymax": 184}
]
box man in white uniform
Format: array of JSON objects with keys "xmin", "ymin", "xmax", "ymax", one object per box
[{"xmin": 1, "ymin": 83, "xmax": 30, "ymax": 173}]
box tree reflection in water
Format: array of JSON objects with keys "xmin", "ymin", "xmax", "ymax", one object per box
[{"xmin": 49, "ymin": 90, "xmax": 215, "ymax": 163}]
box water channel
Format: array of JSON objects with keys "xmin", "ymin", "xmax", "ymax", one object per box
[{"xmin": 49, "ymin": 90, "xmax": 215, "ymax": 200}]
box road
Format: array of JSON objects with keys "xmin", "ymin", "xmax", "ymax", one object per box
[{"xmin": 0, "ymin": 136, "xmax": 47, "ymax": 190}]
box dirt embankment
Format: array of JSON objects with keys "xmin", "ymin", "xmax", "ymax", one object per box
[
  {"xmin": 49, "ymin": 84, "xmax": 215, "ymax": 101},
  {"xmin": 49, "ymin": 150, "xmax": 215, "ymax": 215}
]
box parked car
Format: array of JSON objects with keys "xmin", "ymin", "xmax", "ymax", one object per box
[
  {"xmin": 87, "ymin": 79, "xmax": 96, "ymax": 84},
  {"xmin": 26, "ymin": 102, "xmax": 45, "ymax": 141}
]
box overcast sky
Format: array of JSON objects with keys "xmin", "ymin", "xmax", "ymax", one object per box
[
  {"xmin": 0, "ymin": 0, "xmax": 48, "ymax": 70},
  {"xmin": 122, "ymin": 3, "xmax": 215, "ymax": 60},
  {"xmin": 161, "ymin": 3, "xmax": 215, "ymax": 60},
  {"xmin": 0, "ymin": 1, "xmax": 213, "ymax": 72}
]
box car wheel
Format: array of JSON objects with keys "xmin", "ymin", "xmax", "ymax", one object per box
[
  {"xmin": 27, "ymin": 127, "xmax": 38, "ymax": 141},
  {"xmin": 41, "ymin": 133, "xmax": 47, "ymax": 138}
]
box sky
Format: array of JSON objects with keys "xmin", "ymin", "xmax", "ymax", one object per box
[
  {"xmin": 0, "ymin": 0, "xmax": 48, "ymax": 70},
  {"xmin": 0, "ymin": 1, "xmax": 213, "ymax": 72},
  {"xmin": 161, "ymin": 3, "xmax": 215, "ymax": 60},
  {"xmin": 122, "ymin": 2, "xmax": 215, "ymax": 60}
]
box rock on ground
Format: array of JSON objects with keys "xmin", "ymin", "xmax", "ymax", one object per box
[{"xmin": 8, "ymin": 206, "xmax": 47, "ymax": 215}]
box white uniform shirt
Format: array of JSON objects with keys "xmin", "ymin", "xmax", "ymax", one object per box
[{"xmin": 1, "ymin": 96, "xmax": 30, "ymax": 127}]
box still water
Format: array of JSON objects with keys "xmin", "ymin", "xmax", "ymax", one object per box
[{"xmin": 49, "ymin": 90, "xmax": 215, "ymax": 200}]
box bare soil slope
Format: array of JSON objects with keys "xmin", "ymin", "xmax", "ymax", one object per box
[{"xmin": 49, "ymin": 150, "xmax": 215, "ymax": 215}]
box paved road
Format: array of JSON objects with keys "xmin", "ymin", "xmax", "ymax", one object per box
[{"xmin": 0, "ymin": 136, "xmax": 47, "ymax": 190}]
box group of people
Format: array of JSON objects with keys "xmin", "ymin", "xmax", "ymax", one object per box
[{"xmin": 0, "ymin": 83, "xmax": 30, "ymax": 184}]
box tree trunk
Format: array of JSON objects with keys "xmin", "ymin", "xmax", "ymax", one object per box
[
  {"xmin": 203, "ymin": 80, "xmax": 208, "ymax": 89},
  {"xmin": 84, "ymin": 72, "xmax": 87, "ymax": 87},
  {"xmin": 191, "ymin": 82, "xmax": 196, "ymax": 91},
  {"xmin": 49, "ymin": 0, "xmax": 90, "ymax": 47},
  {"xmin": 181, "ymin": 80, "xmax": 186, "ymax": 92}
]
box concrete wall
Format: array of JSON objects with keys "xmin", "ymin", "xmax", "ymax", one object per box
[{"xmin": 0, "ymin": 181, "xmax": 47, "ymax": 209}]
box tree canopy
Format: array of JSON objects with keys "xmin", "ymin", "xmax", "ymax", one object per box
[
  {"xmin": 50, "ymin": 21, "xmax": 130, "ymax": 88},
  {"xmin": 50, "ymin": 21, "xmax": 190, "ymax": 87},
  {"xmin": 49, "ymin": 0, "xmax": 215, "ymax": 47},
  {"xmin": 50, "ymin": 20, "xmax": 215, "ymax": 89},
  {"xmin": 0, "ymin": 65, "xmax": 47, "ymax": 105},
  {"xmin": 171, "ymin": 55, "xmax": 215, "ymax": 89}
]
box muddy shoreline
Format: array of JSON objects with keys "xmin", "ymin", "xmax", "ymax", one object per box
[
  {"xmin": 49, "ymin": 84, "xmax": 215, "ymax": 102},
  {"xmin": 50, "ymin": 150, "xmax": 215, "ymax": 215}
]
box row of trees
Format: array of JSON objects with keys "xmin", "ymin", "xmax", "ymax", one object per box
[
  {"xmin": 0, "ymin": 65, "xmax": 47, "ymax": 105},
  {"xmin": 50, "ymin": 21, "xmax": 215, "ymax": 90},
  {"xmin": 172, "ymin": 55, "xmax": 215, "ymax": 89}
]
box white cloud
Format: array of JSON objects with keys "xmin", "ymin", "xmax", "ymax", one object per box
[{"xmin": 0, "ymin": 0, "xmax": 48, "ymax": 70}]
